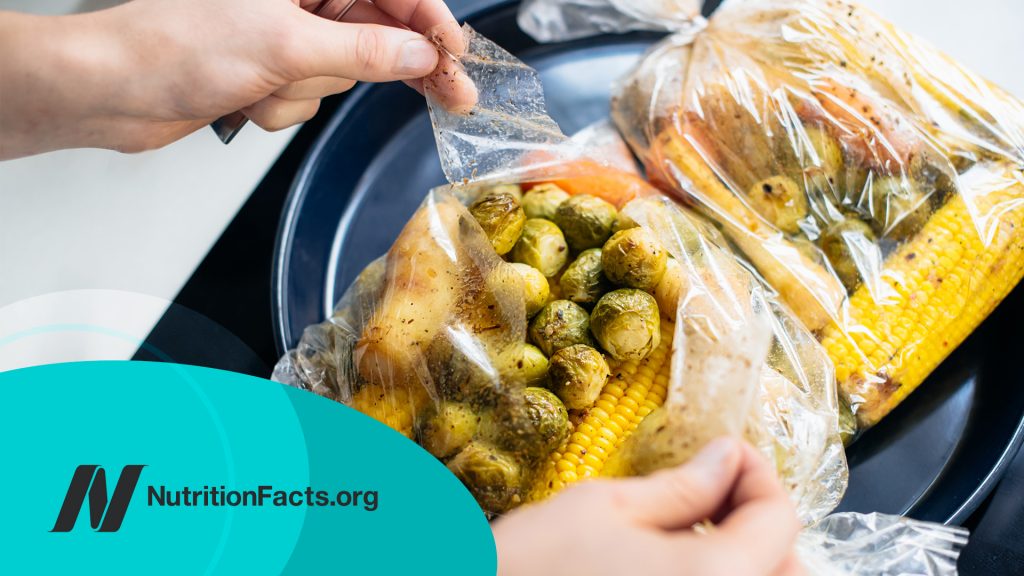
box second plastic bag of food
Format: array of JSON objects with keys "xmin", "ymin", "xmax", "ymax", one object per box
[
  {"xmin": 273, "ymin": 25, "xmax": 846, "ymax": 521},
  {"xmin": 524, "ymin": 0, "xmax": 1024, "ymax": 431}
]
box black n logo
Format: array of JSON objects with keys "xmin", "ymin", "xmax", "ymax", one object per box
[{"xmin": 51, "ymin": 465, "xmax": 145, "ymax": 532}]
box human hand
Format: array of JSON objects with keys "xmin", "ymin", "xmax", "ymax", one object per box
[
  {"xmin": 0, "ymin": 0, "xmax": 476, "ymax": 159},
  {"xmin": 492, "ymin": 437, "xmax": 805, "ymax": 576}
]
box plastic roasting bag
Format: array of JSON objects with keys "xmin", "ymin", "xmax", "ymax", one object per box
[
  {"xmin": 526, "ymin": 0, "xmax": 1024, "ymax": 432},
  {"xmin": 275, "ymin": 25, "xmax": 846, "ymax": 521},
  {"xmin": 519, "ymin": 0, "xmax": 981, "ymax": 572}
]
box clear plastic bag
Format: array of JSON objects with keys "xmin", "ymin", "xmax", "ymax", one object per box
[
  {"xmin": 516, "ymin": 0, "xmax": 990, "ymax": 572},
  {"xmin": 517, "ymin": 0, "xmax": 703, "ymax": 42},
  {"xmin": 529, "ymin": 0, "xmax": 1024, "ymax": 431},
  {"xmin": 798, "ymin": 512, "xmax": 969, "ymax": 576},
  {"xmin": 274, "ymin": 25, "xmax": 845, "ymax": 521}
]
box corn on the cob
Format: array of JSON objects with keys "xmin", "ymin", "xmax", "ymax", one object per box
[
  {"xmin": 348, "ymin": 383, "xmax": 428, "ymax": 438},
  {"xmin": 528, "ymin": 321, "xmax": 674, "ymax": 502},
  {"xmin": 654, "ymin": 130, "xmax": 845, "ymax": 331},
  {"xmin": 821, "ymin": 177, "xmax": 1024, "ymax": 427}
]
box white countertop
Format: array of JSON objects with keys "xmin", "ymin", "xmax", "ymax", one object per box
[{"xmin": 1, "ymin": 0, "xmax": 1022, "ymax": 370}]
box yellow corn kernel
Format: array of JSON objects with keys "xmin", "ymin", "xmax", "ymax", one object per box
[
  {"xmin": 528, "ymin": 321, "xmax": 674, "ymax": 501},
  {"xmin": 347, "ymin": 382, "xmax": 428, "ymax": 438},
  {"xmin": 822, "ymin": 178, "xmax": 1024, "ymax": 428}
]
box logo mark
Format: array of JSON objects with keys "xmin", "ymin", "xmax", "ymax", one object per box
[{"xmin": 51, "ymin": 465, "xmax": 146, "ymax": 532}]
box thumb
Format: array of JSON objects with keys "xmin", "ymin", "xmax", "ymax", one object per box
[
  {"xmin": 612, "ymin": 437, "xmax": 742, "ymax": 530},
  {"xmin": 288, "ymin": 16, "xmax": 440, "ymax": 82}
]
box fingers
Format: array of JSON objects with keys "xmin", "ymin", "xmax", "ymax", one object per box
[
  {"xmin": 342, "ymin": 0, "xmax": 407, "ymax": 29},
  {"xmin": 287, "ymin": 17, "xmax": 439, "ymax": 82},
  {"xmin": 422, "ymin": 55, "xmax": 478, "ymax": 114},
  {"xmin": 771, "ymin": 553, "xmax": 808, "ymax": 576},
  {"xmin": 609, "ymin": 437, "xmax": 743, "ymax": 530},
  {"xmin": 291, "ymin": 0, "xmax": 473, "ymax": 111},
  {"xmin": 242, "ymin": 95, "xmax": 320, "ymax": 131},
  {"xmin": 372, "ymin": 0, "xmax": 465, "ymax": 55},
  {"xmin": 699, "ymin": 442, "xmax": 802, "ymax": 575},
  {"xmin": 275, "ymin": 76, "xmax": 356, "ymax": 100}
]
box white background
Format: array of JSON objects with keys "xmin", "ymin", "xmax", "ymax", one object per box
[{"xmin": 1, "ymin": 0, "xmax": 1023, "ymax": 369}]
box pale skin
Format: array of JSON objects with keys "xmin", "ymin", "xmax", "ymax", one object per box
[
  {"xmin": 0, "ymin": 0, "xmax": 476, "ymax": 159},
  {"xmin": 0, "ymin": 3, "xmax": 804, "ymax": 573},
  {"xmin": 495, "ymin": 437, "xmax": 806, "ymax": 576}
]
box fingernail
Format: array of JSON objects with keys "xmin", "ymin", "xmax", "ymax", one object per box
[
  {"xmin": 396, "ymin": 39, "xmax": 438, "ymax": 76},
  {"xmin": 687, "ymin": 437, "xmax": 736, "ymax": 485}
]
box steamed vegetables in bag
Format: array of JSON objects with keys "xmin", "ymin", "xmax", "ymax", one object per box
[
  {"xmin": 606, "ymin": 0, "xmax": 1024, "ymax": 429},
  {"xmin": 274, "ymin": 27, "xmax": 846, "ymax": 520}
]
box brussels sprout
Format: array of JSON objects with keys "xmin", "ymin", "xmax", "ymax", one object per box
[
  {"xmin": 511, "ymin": 219, "xmax": 570, "ymax": 277},
  {"xmin": 803, "ymin": 126, "xmax": 844, "ymax": 179},
  {"xmin": 488, "ymin": 183, "xmax": 524, "ymax": 202},
  {"xmin": 613, "ymin": 212, "xmax": 640, "ymax": 233},
  {"xmin": 747, "ymin": 175, "xmax": 808, "ymax": 234},
  {"xmin": 520, "ymin": 387, "xmax": 571, "ymax": 451},
  {"xmin": 590, "ymin": 289, "xmax": 661, "ymax": 361},
  {"xmin": 427, "ymin": 334, "xmax": 503, "ymax": 407},
  {"xmin": 486, "ymin": 387, "xmax": 571, "ymax": 459},
  {"xmin": 560, "ymin": 248, "xmax": 610, "ymax": 306},
  {"xmin": 509, "ymin": 262, "xmax": 550, "ymax": 318},
  {"xmin": 911, "ymin": 151, "xmax": 957, "ymax": 199},
  {"xmin": 521, "ymin": 184, "xmax": 570, "ymax": 220},
  {"xmin": 519, "ymin": 344, "xmax": 550, "ymax": 386},
  {"xmin": 866, "ymin": 176, "xmax": 931, "ymax": 239},
  {"xmin": 553, "ymin": 194, "xmax": 618, "ymax": 251},
  {"xmin": 469, "ymin": 192, "xmax": 526, "ymax": 255},
  {"xmin": 820, "ymin": 218, "xmax": 876, "ymax": 291},
  {"xmin": 416, "ymin": 402, "xmax": 480, "ymax": 459},
  {"xmin": 548, "ymin": 345, "xmax": 610, "ymax": 410},
  {"xmin": 601, "ymin": 228, "xmax": 668, "ymax": 291},
  {"xmin": 447, "ymin": 442, "xmax": 523, "ymax": 512},
  {"xmin": 528, "ymin": 300, "xmax": 594, "ymax": 357}
]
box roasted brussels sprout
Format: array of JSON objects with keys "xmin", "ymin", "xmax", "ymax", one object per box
[
  {"xmin": 553, "ymin": 194, "xmax": 618, "ymax": 251},
  {"xmin": 469, "ymin": 191, "xmax": 526, "ymax": 255},
  {"xmin": 510, "ymin": 262, "xmax": 551, "ymax": 318},
  {"xmin": 559, "ymin": 248, "xmax": 610, "ymax": 306},
  {"xmin": 548, "ymin": 345, "xmax": 610, "ymax": 410},
  {"xmin": 427, "ymin": 335, "xmax": 501, "ymax": 406},
  {"xmin": 505, "ymin": 340, "xmax": 548, "ymax": 385},
  {"xmin": 747, "ymin": 175, "xmax": 808, "ymax": 234},
  {"xmin": 866, "ymin": 176, "xmax": 930, "ymax": 239},
  {"xmin": 601, "ymin": 228, "xmax": 668, "ymax": 291},
  {"xmin": 488, "ymin": 183, "xmax": 524, "ymax": 202},
  {"xmin": 590, "ymin": 289, "xmax": 661, "ymax": 361},
  {"xmin": 486, "ymin": 387, "xmax": 571, "ymax": 459},
  {"xmin": 910, "ymin": 149, "xmax": 957, "ymax": 200},
  {"xmin": 511, "ymin": 218, "xmax": 570, "ymax": 277},
  {"xmin": 820, "ymin": 218, "xmax": 877, "ymax": 291},
  {"xmin": 447, "ymin": 442, "xmax": 523, "ymax": 512},
  {"xmin": 521, "ymin": 387, "xmax": 571, "ymax": 452},
  {"xmin": 521, "ymin": 183, "xmax": 570, "ymax": 220},
  {"xmin": 416, "ymin": 402, "xmax": 480, "ymax": 459},
  {"xmin": 528, "ymin": 300, "xmax": 594, "ymax": 356},
  {"xmin": 803, "ymin": 125, "xmax": 844, "ymax": 179},
  {"xmin": 613, "ymin": 212, "xmax": 640, "ymax": 233}
]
